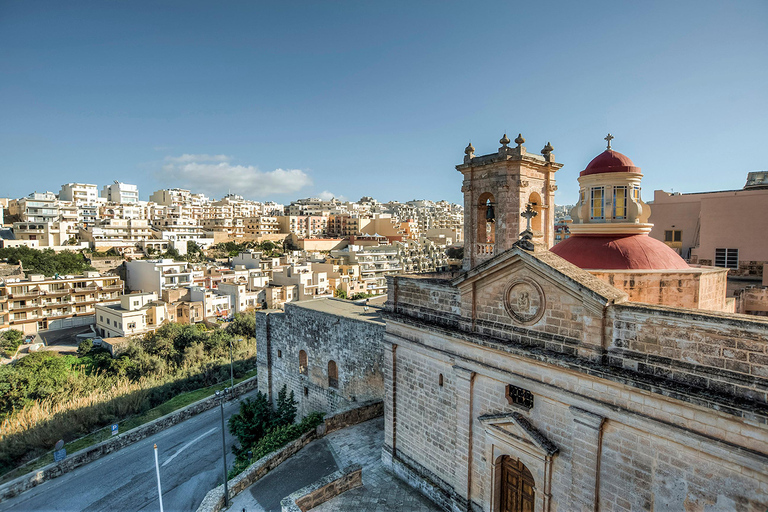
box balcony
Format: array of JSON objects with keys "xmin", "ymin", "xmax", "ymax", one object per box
[
  {"xmin": 44, "ymin": 288, "xmax": 72, "ymax": 297},
  {"xmin": 72, "ymin": 286, "xmax": 99, "ymax": 294},
  {"xmin": 476, "ymin": 243, "xmax": 494, "ymax": 256},
  {"xmin": 8, "ymin": 291, "xmax": 41, "ymax": 299}
]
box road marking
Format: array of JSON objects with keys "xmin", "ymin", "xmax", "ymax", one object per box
[{"xmin": 162, "ymin": 427, "xmax": 217, "ymax": 467}]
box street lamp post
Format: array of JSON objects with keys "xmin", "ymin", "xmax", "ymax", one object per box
[
  {"xmin": 216, "ymin": 389, "xmax": 230, "ymax": 507},
  {"xmin": 228, "ymin": 340, "xmax": 234, "ymax": 389}
]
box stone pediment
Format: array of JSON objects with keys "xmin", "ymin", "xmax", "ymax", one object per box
[
  {"xmin": 479, "ymin": 412, "xmax": 558, "ymax": 456},
  {"xmin": 452, "ymin": 245, "xmax": 627, "ymax": 313}
]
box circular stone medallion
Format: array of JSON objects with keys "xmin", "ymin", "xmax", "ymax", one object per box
[{"xmin": 503, "ymin": 278, "xmax": 546, "ymax": 325}]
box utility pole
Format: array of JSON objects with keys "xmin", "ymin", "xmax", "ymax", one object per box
[{"xmin": 216, "ymin": 389, "xmax": 230, "ymax": 507}]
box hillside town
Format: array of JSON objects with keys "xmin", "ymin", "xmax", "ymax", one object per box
[{"xmin": 0, "ymin": 187, "xmax": 464, "ymax": 343}]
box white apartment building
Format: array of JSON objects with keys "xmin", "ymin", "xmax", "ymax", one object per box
[
  {"xmin": 231, "ymin": 250, "xmax": 262, "ymax": 270},
  {"xmin": 95, "ymin": 292, "xmax": 162, "ymax": 338},
  {"xmin": 189, "ymin": 286, "xmax": 232, "ymax": 319},
  {"xmin": 9, "ymin": 192, "xmax": 59, "ymax": 223},
  {"xmin": 59, "ymin": 183, "xmax": 99, "ymax": 204},
  {"xmin": 101, "ymin": 181, "xmax": 139, "ymax": 204},
  {"xmin": 80, "ymin": 218, "xmax": 154, "ymax": 250},
  {"xmin": 125, "ymin": 259, "xmax": 195, "ymax": 294},
  {"xmin": 12, "ymin": 220, "xmax": 77, "ymax": 247},
  {"xmin": 217, "ymin": 280, "xmax": 262, "ymax": 313}
]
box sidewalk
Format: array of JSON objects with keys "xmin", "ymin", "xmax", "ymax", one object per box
[{"xmin": 227, "ymin": 416, "xmax": 441, "ymax": 511}]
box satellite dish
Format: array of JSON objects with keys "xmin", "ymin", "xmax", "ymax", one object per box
[{"xmin": 55, "ymin": 439, "xmax": 65, "ymax": 451}]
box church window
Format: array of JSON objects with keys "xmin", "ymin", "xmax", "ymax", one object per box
[
  {"xmin": 632, "ymin": 186, "xmax": 641, "ymax": 201},
  {"xmin": 439, "ymin": 374, "xmax": 443, "ymax": 387},
  {"xmin": 299, "ymin": 350, "xmax": 308, "ymax": 375},
  {"xmin": 613, "ymin": 186, "xmax": 627, "ymax": 219},
  {"xmin": 277, "ymin": 349, "xmax": 282, "ymax": 358},
  {"xmin": 505, "ymin": 384, "xmax": 534, "ymax": 410},
  {"xmin": 715, "ymin": 248, "xmax": 738, "ymax": 269},
  {"xmin": 590, "ymin": 187, "xmax": 604, "ymax": 219},
  {"xmin": 328, "ymin": 360, "xmax": 338, "ymax": 388}
]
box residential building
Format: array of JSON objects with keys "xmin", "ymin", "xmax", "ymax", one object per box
[
  {"xmin": 189, "ymin": 286, "xmax": 232, "ymax": 319},
  {"xmin": 59, "ymin": 183, "xmax": 99, "ymax": 204},
  {"xmin": 331, "ymin": 244, "xmax": 401, "ymax": 294},
  {"xmin": 101, "ymin": 181, "xmax": 139, "ymax": 204},
  {"xmin": 95, "ymin": 292, "xmax": 162, "ymax": 338},
  {"xmin": 649, "ymin": 172, "xmax": 768, "ymax": 278},
  {"xmin": 9, "ymin": 192, "xmax": 59, "ymax": 223},
  {"xmin": 80, "ymin": 218, "xmax": 154, "ymax": 250},
  {"xmin": 125, "ymin": 259, "xmax": 195, "ymax": 294},
  {"xmin": 0, "ymin": 271, "xmax": 122, "ymax": 334}
]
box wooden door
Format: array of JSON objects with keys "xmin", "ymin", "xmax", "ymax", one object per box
[{"xmin": 499, "ymin": 456, "xmax": 535, "ymax": 512}]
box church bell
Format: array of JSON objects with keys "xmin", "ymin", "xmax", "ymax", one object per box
[{"xmin": 485, "ymin": 201, "xmax": 495, "ymax": 223}]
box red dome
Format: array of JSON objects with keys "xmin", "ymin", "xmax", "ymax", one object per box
[
  {"xmin": 580, "ymin": 150, "xmax": 640, "ymax": 177},
  {"xmin": 550, "ymin": 234, "xmax": 688, "ymax": 270}
]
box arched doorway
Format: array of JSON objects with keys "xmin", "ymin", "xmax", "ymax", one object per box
[{"xmin": 497, "ymin": 456, "xmax": 535, "ymax": 512}]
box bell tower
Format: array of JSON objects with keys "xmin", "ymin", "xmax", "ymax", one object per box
[{"xmin": 456, "ymin": 133, "xmax": 562, "ymax": 270}]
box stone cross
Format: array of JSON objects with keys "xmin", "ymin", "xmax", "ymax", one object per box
[
  {"xmin": 521, "ymin": 203, "xmax": 538, "ymax": 232},
  {"xmin": 605, "ymin": 133, "xmax": 614, "ymax": 150}
]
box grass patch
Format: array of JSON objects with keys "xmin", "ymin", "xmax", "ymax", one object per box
[{"xmin": 0, "ymin": 368, "xmax": 257, "ymax": 484}]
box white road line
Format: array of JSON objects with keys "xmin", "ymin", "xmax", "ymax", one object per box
[{"xmin": 161, "ymin": 427, "xmax": 217, "ymax": 467}]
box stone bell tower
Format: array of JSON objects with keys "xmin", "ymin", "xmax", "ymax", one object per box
[{"xmin": 456, "ymin": 133, "xmax": 562, "ymax": 270}]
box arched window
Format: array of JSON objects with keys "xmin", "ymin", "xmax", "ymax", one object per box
[
  {"xmin": 299, "ymin": 350, "xmax": 308, "ymax": 375},
  {"xmin": 477, "ymin": 192, "xmax": 496, "ymax": 244},
  {"xmin": 328, "ymin": 360, "xmax": 338, "ymax": 388},
  {"xmin": 528, "ymin": 192, "xmax": 543, "ymax": 232}
]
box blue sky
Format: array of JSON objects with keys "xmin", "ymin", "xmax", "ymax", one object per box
[{"xmin": 1, "ymin": 1, "xmax": 766, "ymax": 205}]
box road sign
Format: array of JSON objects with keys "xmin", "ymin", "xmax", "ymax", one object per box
[
  {"xmin": 111, "ymin": 424, "xmax": 119, "ymax": 436},
  {"xmin": 54, "ymin": 449, "xmax": 66, "ymax": 462},
  {"xmin": 54, "ymin": 439, "xmax": 64, "ymax": 451}
]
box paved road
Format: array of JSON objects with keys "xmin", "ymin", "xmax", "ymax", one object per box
[{"xmin": 0, "ymin": 392, "xmax": 257, "ymax": 512}]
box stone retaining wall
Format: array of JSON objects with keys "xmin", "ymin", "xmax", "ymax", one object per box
[
  {"xmin": 196, "ymin": 400, "xmax": 383, "ymax": 512},
  {"xmin": 281, "ymin": 464, "xmax": 362, "ymax": 512},
  {"xmin": 0, "ymin": 375, "xmax": 260, "ymax": 503}
]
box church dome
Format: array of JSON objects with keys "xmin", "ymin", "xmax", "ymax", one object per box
[
  {"xmin": 580, "ymin": 150, "xmax": 641, "ymax": 177},
  {"xmin": 550, "ymin": 234, "xmax": 688, "ymax": 270}
]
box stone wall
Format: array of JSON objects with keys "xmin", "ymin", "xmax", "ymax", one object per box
[
  {"xmin": 609, "ymin": 302, "xmax": 768, "ymax": 406},
  {"xmin": 384, "ymin": 318, "xmax": 768, "ymax": 512},
  {"xmin": 736, "ymin": 286, "xmax": 768, "ymax": 316},
  {"xmin": 0, "ymin": 376, "xmax": 260, "ymax": 503},
  {"xmin": 281, "ymin": 464, "xmax": 362, "ymax": 512},
  {"xmin": 386, "ymin": 274, "xmax": 462, "ymax": 328},
  {"xmin": 589, "ymin": 267, "xmax": 730, "ymax": 312},
  {"xmin": 256, "ymin": 300, "xmax": 385, "ymax": 418},
  {"xmin": 196, "ymin": 400, "xmax": 382, "ymax": 512}
]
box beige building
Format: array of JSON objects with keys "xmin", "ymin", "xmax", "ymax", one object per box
[
  {"xmin": 649, "ymin": 171, "xmax": 768, "ymax": 278},
  {"xmin": 380, "ymin": 136, "xmax": 768, "ymax": 512},
  {"xmin": 0, "ymin": 271, "xmax": 122, "ymax": 334}
]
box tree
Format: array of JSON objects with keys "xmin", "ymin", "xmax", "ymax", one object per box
[
  {"xmin": 274, "ymin": 385, "xmax": 297, "ymax": 428},
  {"xmin": 226, "ymin": 313, "xmax": 255, "ymax": 338},
  {"xmin": 228, "ymin": 391, "xmax": 274, "ymax": 454},
  {"xmin": 0, "ymin": 330, "xmax": 24, "ymax": 358},
  {"xmin": 77, "ymin": 339, "xmax": 93, "ymax": 357},
  {"xmin": 334, "ymin": 288, "xmax": 347, "ymax": 299},
  {"xmin": 446, "ymin": 246, "xmax": 464, "ymax": 260}
]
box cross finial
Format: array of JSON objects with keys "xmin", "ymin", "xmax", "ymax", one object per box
[
  {"xmin": 604, "ymin": 133, "xmax": 614, "ymax": 150},
  {"xmin": 520, "ymin": 203, "xmax": 538, "ymax": 232}
]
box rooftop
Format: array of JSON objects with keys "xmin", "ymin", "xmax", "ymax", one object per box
[{"xmin": 281, "ymin": 296, "xmax": 387, "ymax": 325}]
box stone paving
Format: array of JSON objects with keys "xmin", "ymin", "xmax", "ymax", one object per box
[
  {"xmin": 312, "ymin": 416, "xmax": 442, "ymax": 512},
  {"xmin": 227, "ymin": 416, "xmax": 442, "ymax": 512}
]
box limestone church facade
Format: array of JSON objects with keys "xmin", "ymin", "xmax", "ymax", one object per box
[{"xmin": 382, "ymin": 136, "xmax": 768, "ymax": 511}]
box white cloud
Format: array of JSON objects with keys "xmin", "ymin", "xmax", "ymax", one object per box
[
  {"xmin": 317, "ymin": 190, "xmax": 339, "ymax": 201},
  {"xmin": 164, "ymin": 154, "xmax": 231, "ymax": 164},
  {"xmin": 159, "ymin": 155, "xmax": 312, "ymax": 199}
]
